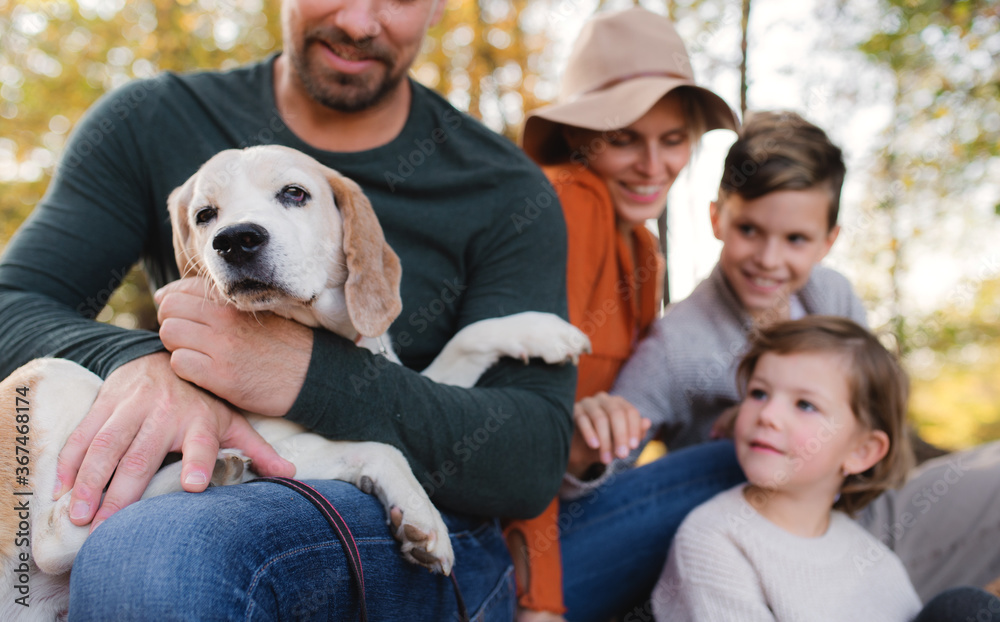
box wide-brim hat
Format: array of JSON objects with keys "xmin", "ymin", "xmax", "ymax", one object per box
[{"xmin": 521, "ymin": 7, "xmax": 740, "ymax": 165}]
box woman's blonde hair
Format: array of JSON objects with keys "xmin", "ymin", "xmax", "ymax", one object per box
[
  {"xmin": 736, "ymin": 316, "xmax": 915, "ymax": 516},
  {"xmin": 561, "ymin": 87, "xmax": 709, "ymax": 169}
]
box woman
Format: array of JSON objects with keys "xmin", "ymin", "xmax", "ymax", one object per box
[{"xmin": 505, "ymin": 8, "xmax": 741, "ymax": 621}]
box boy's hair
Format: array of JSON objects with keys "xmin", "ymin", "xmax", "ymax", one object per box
[
  {"xmin": 736, "ymin": 316, "xmax": 914, "ymax": 516},
  {"xmin": 719, "ymin": 110, "xmax": 845, "ymax": 231}
]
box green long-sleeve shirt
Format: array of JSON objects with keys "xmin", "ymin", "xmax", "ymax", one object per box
[{"xmin": 0, "ymin": 55, "xmax": 574, "ymax": 518}]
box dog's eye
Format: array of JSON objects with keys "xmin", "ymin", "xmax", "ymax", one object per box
[
  {"xmin": 279, "ymin": 185, "xmax": 310, "ymax": 206},
  {"xmin": 195, "ymin": 206, "xmax": 217, "ymax": 225}
]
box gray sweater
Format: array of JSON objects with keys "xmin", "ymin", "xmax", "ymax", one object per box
[
  {"xmin": 563, "ymin": 263, "xmax": 866, "ymax": 497},
  {"xmin": 653, "ymin": 485, "xmax": 922, "ymax": 622}
]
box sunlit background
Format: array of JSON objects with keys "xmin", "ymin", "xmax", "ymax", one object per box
[{"xmin": 2, "ymin": 0, "xmax": 999, "ymax": 449}]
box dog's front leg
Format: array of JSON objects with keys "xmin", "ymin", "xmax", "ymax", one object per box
[
  {"xmin": 271, "ymin": 435, "xmax": 454, "ymax": 575},
  {"xmin": 421, "ymin": 311, "xmax": 591, "ymax": 387}
]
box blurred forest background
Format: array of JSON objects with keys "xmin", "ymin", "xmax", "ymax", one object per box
[{"xmin": 1, "ymin": 0, "xmax": 998, "ymax": 448}]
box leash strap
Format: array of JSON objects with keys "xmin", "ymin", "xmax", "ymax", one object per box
[
  {"xmin": 251, "ymin": 477, "xmax": 470, "ymax": 622},
  {"xmin": 250, "ymin": 477, "xmax": 368, "ymax": 622},
  {"xmin": 450, "ymin": 570, "xmax": 470, "ymax": 622}
]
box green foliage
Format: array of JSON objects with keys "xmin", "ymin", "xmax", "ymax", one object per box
[
  {"xmin": 0, "ymin": 0, "xmax": 282, "ymax": 327},
  {"xmin": 907, "ymin": 277, "xmax": 1000, "ymax": 448},
  {"xmin": 850, "ymin": 0, "xmax": 1000, "ymax": 356},
  {"xmin": 421, "ymin": 0, "xmax": 543, "ymax": 140}
]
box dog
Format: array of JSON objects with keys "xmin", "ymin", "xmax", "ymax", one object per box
[{"xmin": 0, "ymin": 145, "xmax": 590, "ymax": 620}]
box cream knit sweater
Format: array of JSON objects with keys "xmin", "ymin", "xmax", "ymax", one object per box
[{"xmin": 653, "ymin": 485, "xmax": 922, "ymax": 622}]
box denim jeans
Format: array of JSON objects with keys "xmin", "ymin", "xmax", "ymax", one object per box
[
  {"xmin": 69, "ymin": 480, "xmax": 515, "ymax": 621},
  {"xmin": 560, "ymin": 440, "xmax": 745, "ymax": 622},
  {"xmin": 69, "ymin": 443, "xmax": 744, "ymax": 621},
  {"xmin": 915, "ymin": 586, "xmax": 1000, "ymax": 622}
]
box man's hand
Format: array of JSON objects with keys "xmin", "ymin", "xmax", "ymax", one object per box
[
  {"xmin": 155, "ymin": 277, "xmax": 313, "ymax": 417},
  {"xmin": 567, "ymin": 392, "xmax": 651, "ymax": 478},
  {"xmin": 54, "ymin": 352, "xmax": 296, "ymax": 531}
]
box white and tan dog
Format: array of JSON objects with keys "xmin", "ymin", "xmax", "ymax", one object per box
[{"xmin": 0, "ymin": 145, "xmax": 589, "ymax": 621}]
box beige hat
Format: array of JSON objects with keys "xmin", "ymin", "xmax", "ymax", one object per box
[{"xmin": 521, "ymin": 7, "xmax": 740, "ymax": 165}]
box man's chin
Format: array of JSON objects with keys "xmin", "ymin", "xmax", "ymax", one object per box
[{"xmin": 301, "ymin": 58, "xmax": 402, "ymax": 112}]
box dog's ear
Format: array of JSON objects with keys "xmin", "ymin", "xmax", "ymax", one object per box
[
  {"xmin": 167, "ymin": 175, "xmax": 203, "ymax": 278},
  {"xmin": 325, "ymin": 169, "xmax": 402, "ymax": 337}
]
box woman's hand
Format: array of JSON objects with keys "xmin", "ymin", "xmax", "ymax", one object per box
[{"xmin": 567, "ymin": 392, "xmax": 651, "ymax": 478}]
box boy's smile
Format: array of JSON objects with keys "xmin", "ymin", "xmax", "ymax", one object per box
[{"xmin": 711, "ymin": 188, "xmax": 839, "ymax": 323}]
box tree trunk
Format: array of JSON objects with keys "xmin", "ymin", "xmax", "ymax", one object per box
[{"xmin": 740, "ymin": 0, "xmax": 752, "ymax": 117}]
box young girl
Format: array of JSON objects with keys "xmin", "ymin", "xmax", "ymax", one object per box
[{"xmin": 652, "ymin": 316, "xmax": 1000, "ymax": 621}]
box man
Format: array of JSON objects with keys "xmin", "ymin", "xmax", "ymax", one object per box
[{"xmin": 0, "ymin": 0, "xmax": 574, "ymax": 618}]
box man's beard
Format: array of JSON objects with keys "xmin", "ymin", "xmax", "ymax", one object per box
[{"xmin": 291, "ymin": 26, "xmax": 405, "ymax": 113}]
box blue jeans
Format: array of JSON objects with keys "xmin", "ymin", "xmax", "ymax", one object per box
[
  {"xmin": 915, "ymin": 586, "xmax": 1000, "ymax": 621},
  {"xmin": 69, "ymin": 442, "xmax": 743, "ymax": 621},
  {"xmin": 560, "ymin": 440, "xmax": 745, "ymax": 622},
  {"xmin": 69, "ymin": 480, "xmax": 515, "ymax": 621}
]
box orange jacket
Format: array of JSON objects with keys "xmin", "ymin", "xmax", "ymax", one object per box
[
  {"xmin": 556, "ymin": 164, "xmax": 663, "ymax": 399},
  {"xmin": 506, "ymin": 164, "xmax": 664, "ymax": 613}
]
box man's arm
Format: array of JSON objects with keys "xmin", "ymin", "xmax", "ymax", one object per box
[{"xmin": 0, "ymin": 81, "xmax": 166, "ymax": 378}]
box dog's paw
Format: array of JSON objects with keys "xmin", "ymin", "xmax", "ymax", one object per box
[
  {"xmin": 211, "ymin": 450, "xmax": 251, "ymax": 486},
  {"xmin": 422, "ymin": 311, "xmax": 592, "ymax": 387},
  {"xmin": 388, "ymin": 505, "xmax": 454, "ymax": 576},
  {"xmin": 494, "ymin": 312, "xmax": 591, "ymax": 365}
]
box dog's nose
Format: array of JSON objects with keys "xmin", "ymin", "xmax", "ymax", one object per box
[{"xmin": 213, "ymin": 223, "xmax": 270, "ymax": 265}]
